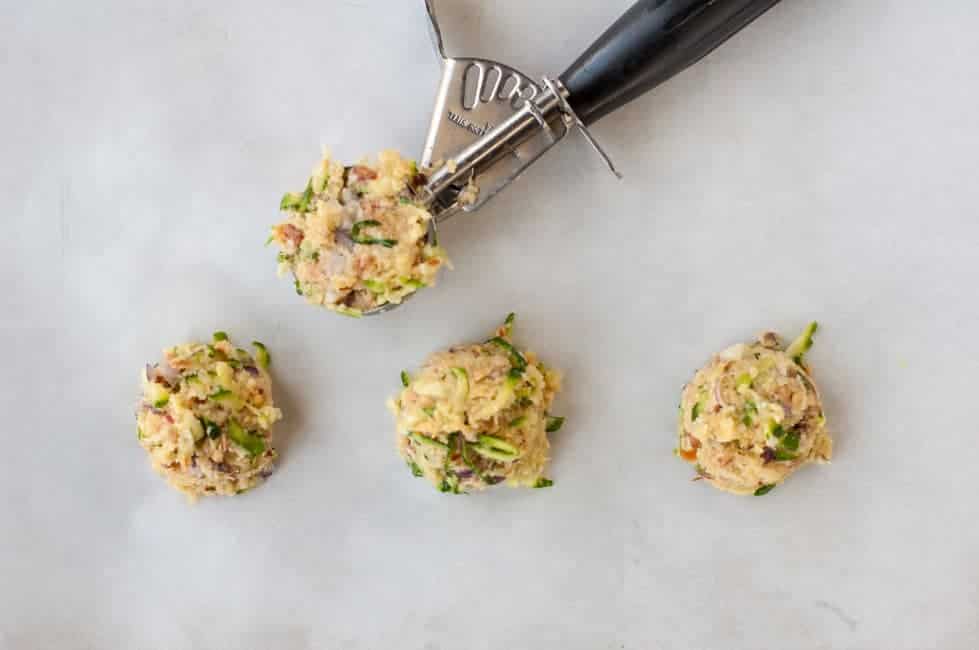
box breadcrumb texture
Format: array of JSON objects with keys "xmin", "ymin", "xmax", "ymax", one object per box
[
  {"xmin": 136, "ymin": 335, "xmax": 281, "ymax": 500},
  {"xmin": 271, "ymin": 150, "xmax": 449, "ymax": 316},
  {"xmin": 677, "ymin": 328, "xmax": 831, "ymax": 496},
  {"xmin": 389, "ymin": 316, "xmax": 563, "ymax": 494}
]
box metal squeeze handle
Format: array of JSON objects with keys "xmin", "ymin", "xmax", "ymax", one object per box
[{"xmin": 560, "ymin": 0, "xmax": 782, "ymax": 126}]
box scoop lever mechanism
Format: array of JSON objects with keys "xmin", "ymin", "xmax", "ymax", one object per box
[
  {"xmin": 419, "ymin": 0, "xmax": 621, "ymax": 223},
  {"xmin": 418, "ymin": 0, "xmax": 781, "ymax": 221}
]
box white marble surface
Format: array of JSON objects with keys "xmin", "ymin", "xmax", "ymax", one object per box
[{"xmin": 2, "ymin": 1, "xmax": 978, "ymax": 648}]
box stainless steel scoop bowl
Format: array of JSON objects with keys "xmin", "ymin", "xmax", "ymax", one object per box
[{"xmin": 364, "ymin": 0, "xmax": 782, "ymax": 316}]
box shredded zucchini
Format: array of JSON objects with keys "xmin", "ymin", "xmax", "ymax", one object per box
[
  {"xmin": 786, "ymin": 322, "xmax": 819, "ymax": 365},
  {"xmin": 226, "ymin": 420, "xmax": 266, "ymax": 457}
]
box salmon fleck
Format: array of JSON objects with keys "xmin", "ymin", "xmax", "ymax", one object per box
[
  {"xmin": 279, "ymin": 224, "xmax": 304, "ymax": 248},
  {"xmin": 351, "ymin": 165, "xmax": 378, "ymax": 181}
]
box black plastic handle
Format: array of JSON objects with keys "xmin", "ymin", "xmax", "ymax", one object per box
[{"xmin": 560, "ymin": 0, "xmax": 781, "ymax": 126}]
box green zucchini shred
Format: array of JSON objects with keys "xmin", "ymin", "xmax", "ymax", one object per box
[
  {"xmin": 198, "ymin": 418, "xmax": 221, "ymax": 440},
  {"xmin": 279, "ymin": 192, "xmax": 302, "ymax": 210},
  {"xmin": 226, "ymin": 420, "xmax": 266, "ymax": 456},
  {"xmin": 786, "ymin": 321, "xmax": 819, "ymax": 365},
  {"xmin": 545, "ymin": 415, "xmax": 565, "ymax": 433},
  {"xmin": 409, "ymin": 432, "xmax": 449, "ymax": 450},
  {"xmin": 459, "ymin": 438, "xmax": 487, "ymax": 483},
  {"xmin": 691, "ymin": 402, "xmax": 702, "ymax": 422},
  {"xmin": 476, "ymin": 434, "xmax": 520, "ymax": 459},
  {"xmin": 439, "ymin": 475, "xmax": 462, "ymax": 494},
  {"xmin": 471, "ymin": 445, "xmax": 519, "ymax": 462},
  {"xmin": 768, "ymin": 421, "xmax": 786, "ymax": 438},
  {"xmin": 297, "ymin": 179, "xmax": 314, "ymax": 212},
  {"xmin": 774, "ymin": 449, "xmax": 797, "ymax": 461},
  {"xmin": 251, "ymin": 341, "xmax": 270, "ymax": 369},
  {"xmin": 315, "ymin": 174, "xmax": 329, "ymax": 193},
  {"xmin": 450, "ymin": 367, "xmax": 469, "ymax": 401},
  {"xmin": 351, "ymin": 220, "xmax": 398, "ymax": 247},
  {"xmin": 487, "ymin": 336, "xmax": 527, "ymax": 371},
  {"xmin": 781, "ymin": 429, "xmax": 800, "ymax": 452}
]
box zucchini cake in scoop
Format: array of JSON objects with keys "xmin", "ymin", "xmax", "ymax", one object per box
[
  {"xmin": 389, "ymin": 314, "xmax": 564, "ymax": 494},
  {"xmin": 270, "ymin": 150, "xmax": 449, "ymax": 317},
  {"xmin": 136, "ymin": 332, "xmax": 282, "ymax": 500},
  {"xmin": 676, "ymin": 323, "xmax": 832, "ymax": 496}
]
